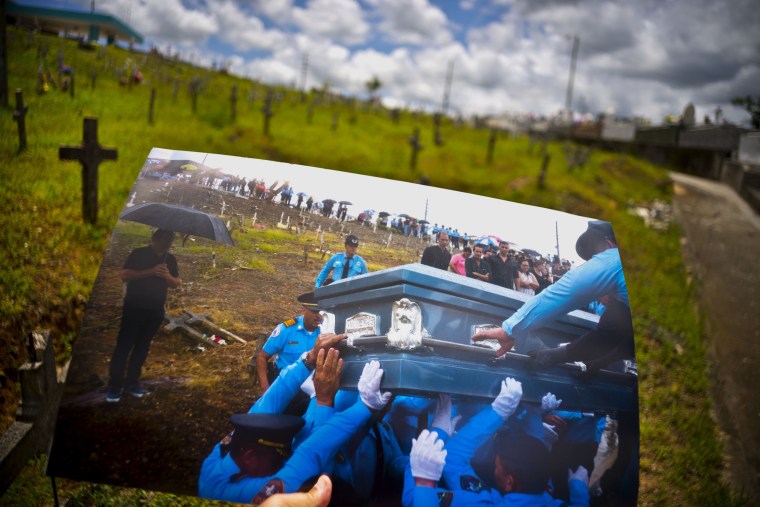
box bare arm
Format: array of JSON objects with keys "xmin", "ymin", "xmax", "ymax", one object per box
[{"xmin": 257, "ymin": 349, "xmax": 273, "ymax": 392}]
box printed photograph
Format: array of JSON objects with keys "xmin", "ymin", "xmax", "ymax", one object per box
[{"xmin": 50, "ymin": 148, "xmax": 639, "ymax": 506}]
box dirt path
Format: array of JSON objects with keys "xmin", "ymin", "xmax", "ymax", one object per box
[{"xmin": 670, "ymin": 172, "xmax": 760, "ymax": 502}]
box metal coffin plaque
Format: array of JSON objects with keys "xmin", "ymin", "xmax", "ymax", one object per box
[{"xmin": 345, "ymin": 312, "xmax": 380, "ymax": 341}]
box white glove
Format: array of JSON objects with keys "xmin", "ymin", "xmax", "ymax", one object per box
[
  {"xmin": 300, "ymin": 372, "xmax": 316, "ymax": 398},
  {"xmin": 431, "ymin": 394, "xmax": 463, "ymax": 436},
  {"xmin": 541, "ymin": 392, "xmax": 562, "ymax": 413},
  {"xmin": 358, "ymin": 360, "xmax": 392, "ymax": 410},
  {"xmin": 568, "ymin": 466, "xmax": 589, "ymax": 486},
  {"xmin": 410, "ymin": 429, "xmax": 447, "ymax": 481},
  {"xmin": 491, "ymin": 377, "xmax": 523, "ymax": 418}
]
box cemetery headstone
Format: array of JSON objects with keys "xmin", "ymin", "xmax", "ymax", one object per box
[
  {"xmin": 12, "ymin": 89, "xmax": 28, "ymax": 153},
  {"xmin": 682, "ymin": 102, "xmax": 696, "ymax": 127},
  {"xmin": 59, "ymin": 118, "xmax": 118, "ymax": 224}
]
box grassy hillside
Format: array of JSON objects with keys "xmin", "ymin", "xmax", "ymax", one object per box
[{"xmin": 0, "ymin": 27, "xmax": 740, "ymax": 504}]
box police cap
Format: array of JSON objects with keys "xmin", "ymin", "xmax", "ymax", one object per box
[
  {"xmin": 297, "ymin": 291, "xmax": 324, "ymax": 311},
  {"xmin": 345, "ymin": 234, "xmax": 359, "ymax": 246},
  {"xmin": 495, "ymin": 431, "xmax": 551, "ymax": 494},
  {"xmin": 575, "ymin": 220, "xmax": 617, "ymax": 261},
  {"xmin": 229, "ymin": 413, "xmax": 304, "ymax": 454}
]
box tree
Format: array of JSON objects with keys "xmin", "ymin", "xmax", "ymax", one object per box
[
  {"xmin": 365, "ymin": 75, "xmax": 382, "ymax": 100},
  {"xmin": 731, "ymin": 95, "xmax": 760, "ymax": 129}
]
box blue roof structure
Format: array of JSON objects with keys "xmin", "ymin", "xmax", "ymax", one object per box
[{"xmin": 6, "ymin": 1, "xmax": 143, "ymax": 44}]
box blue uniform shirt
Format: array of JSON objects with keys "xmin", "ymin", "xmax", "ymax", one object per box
[
  {"xmin": 503, "ymin": 248, "xmax": 628, "ymax": 347},
  {"xmin": 199, "ymin": 400, "xmax": 374, "ymax": 504},
  {"xmin": 315, "ymin": 252, "xmax": 368, "ymax": 288},
  {"xmin": 262, "ymin": 316, "xmax": 321, "ymax": 370}
]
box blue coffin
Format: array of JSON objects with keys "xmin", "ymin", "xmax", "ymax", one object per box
[{"xmin": 315, "ymin": 263, "xmax": 636, "ymax": 413}]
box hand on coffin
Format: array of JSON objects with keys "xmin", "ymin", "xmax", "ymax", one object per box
[
  {"xmin": 431, "ymin": 394, "xmax": 462, "ymax": 437},
  {"xmin": 491, "ymin": 377, "xmax": 523, "ymax": 418},
  {"xmin": 358, "ymin": 360, "xmax": 392, "ymax": 411},
  {"xmin": 313, "ymin": 348, "xmax": 343, "ymax": 407},
  {"xmin": 306, "ymin": 333, "xmax": 347, "ymax": 366},
  {"xmin": 471, "ymin": 327, "xmax": 515, "ymax": 357}
]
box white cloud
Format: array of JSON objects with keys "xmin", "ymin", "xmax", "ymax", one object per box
[
  {"xmin": 371, "ymin": 0, "xmax": 452, "ymax": 46},
  {"xmin": 249, "ymin": 0, "xmax": 294, "ymax": 23},
  {"xmin": 84, "ymin": 0, "xmax": 759, "ymax": 126},
  {"xmin": 209, "ymin": 0, "xmax": 288, "ymax": 52},
  {"xmin": 98, "ymin": 0, "xmax": 219, "ymax": 46},
  {"xmin": 292, "ymin": 0, "xmax": 370, "ymax": 46}
]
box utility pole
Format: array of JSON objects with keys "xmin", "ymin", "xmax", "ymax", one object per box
[
  {"xmin": 424, "ymin": 198, "xmax": 428, "ymax": 222},
  {"xmin": 564, "ymin": 35, "xmax": 580, "ymax": 121},
  {"xmin": 555, "ymin": 221, "xmax": 560, "ymax": 260},
  {"xmin": 441, "ymin": 59, "xmax": 454, "ymax": 115}
]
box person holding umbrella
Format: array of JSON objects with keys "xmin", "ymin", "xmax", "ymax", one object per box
[{"xmin": 106, "ymin": 229, "xmax": 181, "ymax": 402}]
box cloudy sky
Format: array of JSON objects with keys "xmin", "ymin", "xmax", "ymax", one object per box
[
  {"xmin": 149, "ymin": 148, "xmax": 593, "ymax": 263},
  {"xmin": 34, "ymin": 0, "xmax": 760, "ymax": 125}
]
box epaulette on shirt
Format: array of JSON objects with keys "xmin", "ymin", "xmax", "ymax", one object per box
[{"xmin": 283, "ymin": 318, "xmax": 297, "ymax": 327}]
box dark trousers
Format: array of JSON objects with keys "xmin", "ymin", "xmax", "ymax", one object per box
[
  {"xmin": 566, "ymin": 297, "xmax": 635, "ymax": 368},
  {"xmin": 108, "ymin": 304, "xmax": 164, "ymax": 390}
]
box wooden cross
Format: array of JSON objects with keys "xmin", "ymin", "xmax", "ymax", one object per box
[
  {"xmin": 487, "ymin": 128, "xmax": 497, "ymax": 165},
  {"xmin": 230, "ymin": 85, "xmax": 237, "ymax": 123},
  {"xmin": 148, "ymin": 88, "xmax": 156, "ymax": 124},
  {"xmin": 538, "ymin": 153, "xmax": 551, "ymax": 189},
  {"xmin": 262, "ymin": 89, "xmax": 274, "ymax": 137},
  {"xmin": 59, "ymin": 118, "xmax": 117, "ymax": 224},
  {"xmin": 433, "ymin": 113, "xmax": 443, "ymax": 146},
  {"xmin": 13, "ymin": 89, "xmax": 28, "ymax": 153},
  {"xmin": 408, "ymin": 127, "xmax": 423, "ymax": 172}
]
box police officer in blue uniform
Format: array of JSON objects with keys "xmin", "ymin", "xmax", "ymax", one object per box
[
  {"xmin": 315, "ymin": 234, "xmax": 368, "ymax": 288},
  {"xmin": 199, "ymin": 353, "xmax": 393, "ymax": 505},
  {"xmin": 256, "ymin": 292, "xmax": 324, "ymax": 393}
]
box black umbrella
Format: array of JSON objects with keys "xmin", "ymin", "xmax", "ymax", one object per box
[
  {"xmin": 119, "ymin": 202, "xmax": 234, "ymax": 245},
  {"xmin": 378, "ymin": 211, "xmax": 391, "ymax": 218},
  {"xmin": 322, "ymin": 199, "xmax": 336, "ymax": 205},
  {"xmin": 418, "ymin": 220, "xmax": 430, "ymax": 224},
  {"xmin": 521, "ymin": 248, "xmax": 542, "ymax": 258},
  {"xmin": 339, "ymin": 200, "xmax": 353, "ymax": 205}
]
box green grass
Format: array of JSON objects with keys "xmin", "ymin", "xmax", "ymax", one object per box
[{"xmin": 0, "ymin": 27, "xmax": 742, "ymax": 505}]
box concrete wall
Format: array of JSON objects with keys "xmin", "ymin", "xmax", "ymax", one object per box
[
  {"xmin": 679, "ymin": 125, "xmax": 747, "ymax": 152},
  {"xmin": 634, "ymin": 126, "xmax": 681, "ymax": 146},
  {"xmin": 602, "ymin": 121, "xmax": 636, "ymax": 142}
]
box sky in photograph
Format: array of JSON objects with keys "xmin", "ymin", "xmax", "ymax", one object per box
[
  {"xmin": 22, "ymin": 0, "xmax": 760, "ymax": 126},
  {"xmin": 149, "ymin": 147, "xmax": 594, "ymax": 264}
]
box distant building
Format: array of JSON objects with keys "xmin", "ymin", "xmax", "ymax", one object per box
[{"xmin": 6, "ymin": 0, "xmax": 143, "ymax": 45}]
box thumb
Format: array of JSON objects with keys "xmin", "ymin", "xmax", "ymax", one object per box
[{"xmin": 305, "ymin": 475, "xmax": 332, "ymax": 507}]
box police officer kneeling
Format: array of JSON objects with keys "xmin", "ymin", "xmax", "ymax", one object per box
[{"xmin": 199, "ymin": 351, "xmax": 392, "ymax": 505}]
